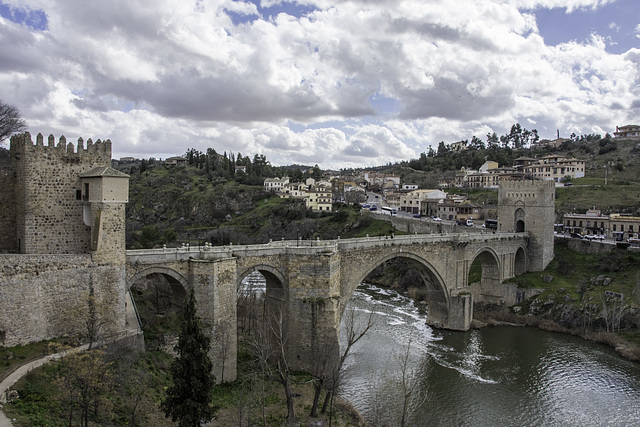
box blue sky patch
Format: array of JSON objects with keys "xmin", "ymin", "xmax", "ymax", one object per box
[
  {"xmin": 0, "ymin": 1, "xmax": 48, "ymax": 31},
  {"xmin": 226, "ymin": 0, "xmax": 318, "ymax": 26},
  {"xmin": 535, "ymin": 1, "xmax": 640, "ymax": 54}
]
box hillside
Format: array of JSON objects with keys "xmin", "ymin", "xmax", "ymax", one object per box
[{"xmin": 126, "ymin": 164, "xmax": 396, "ymax": 249}]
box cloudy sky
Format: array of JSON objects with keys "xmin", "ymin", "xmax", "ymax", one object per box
[{"xmin": 1, "ymin": 0, "xmax": 638, "ymax": 169}]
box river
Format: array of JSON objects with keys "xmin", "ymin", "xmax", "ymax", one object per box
[{"xmin": 339, "ymin": 283, "xmax": 640, "ymax": 427}]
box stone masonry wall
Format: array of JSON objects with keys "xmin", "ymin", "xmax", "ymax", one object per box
[
  {"xmin": 9, "ymin": 132, "xmax": 112, "ymax": 254},
  {"xmin": 90, "ymin": 202, "xmax": 127, "ymax": 264},
  {"xmin": 0, "ymin": 254, "xmax": 126, "ymax": 347},
  {"xmin": 0, "ymin": 168, "xmax": 16, "ymax": 252}
]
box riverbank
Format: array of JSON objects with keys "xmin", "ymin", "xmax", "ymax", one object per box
[
  {"xmin": 1, "ymin": 343, "xmax": 367, "ymax": 427},
  {"xmin": 473, "ymin": 303, "xmax": 640, "ymax": 362}
]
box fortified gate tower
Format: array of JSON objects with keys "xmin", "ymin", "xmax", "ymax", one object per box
[{"xmin": 497, "ymin": 180, "xmax": 555, "ymax": 271}]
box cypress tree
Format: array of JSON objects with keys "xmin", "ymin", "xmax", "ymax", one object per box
[{"xmin": 161, "ymin": 289, "xmax": 216, "ymax": 427}]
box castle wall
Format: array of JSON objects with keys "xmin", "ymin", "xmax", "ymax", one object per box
[
  {"xmin": 0, "ymin": 167, "xmax": 16, "ymax": 252},
  {"xmin": 0, "ymin": 254, "xmax": 126, "ymax": 347},
  {"xmin": 9, "ymin": 132, "xmax": 112, "ymax": 254}
]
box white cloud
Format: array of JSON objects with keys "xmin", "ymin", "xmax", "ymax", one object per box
[{"xmin": 0, "ymin": 0, "xmax": 637, "ymax": 167}]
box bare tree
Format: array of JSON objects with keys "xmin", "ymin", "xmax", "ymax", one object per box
[
  {"xmin": 217, "ymin": 320, "xmax": 233, "ymax": 383},
  {"xmin": 246, "ymin": 301, "xmax": 275, "ymax": 427},
  {"xmin": 0, "ymin": 100, "xmax": 27, "ymax": 143},
  {"xmin": 369, "ymin": 339, "xmax": 430, "ymax": 427},
  {"xmin": 397, "ymin": 339, "xmax": 428, "ymax": 427},
  {"xmin": 600, "ymin": 292, "xmax": 626, "ymax": 333},
  {"xmin": 319, "ymin": 308, "xmax": 375, "ymax": 426},
  {"xmin": 53, "ymin": 346, "xmax": 115, "ymax": 427},
  {"xmin": 68, "ymin": 290, "xmax": 116, "ymax": 349},
  {"xmin": 268, "ymin": 307, "xmax": 296, "ymax": 426}
]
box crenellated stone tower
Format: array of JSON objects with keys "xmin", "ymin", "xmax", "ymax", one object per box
[
  {"xmin": 497, "ymin": 180, "xmax": 555, "ymax": 271},
  {"xmin": 0, "ymin": 132, "xmax": 131, "ymax": 347},
  {"xmin": 3, "ymin": 132, "xmax": 128, "ymax": 257}
]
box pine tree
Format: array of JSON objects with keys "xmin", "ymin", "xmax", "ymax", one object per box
[{"xmin": 161, "ymin": 289, "xmax": 216, "ymax": 427}]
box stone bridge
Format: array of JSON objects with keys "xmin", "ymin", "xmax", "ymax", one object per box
[{"xmin": 125, "ymin": 231, "xmax": 529, "ymax": 381}]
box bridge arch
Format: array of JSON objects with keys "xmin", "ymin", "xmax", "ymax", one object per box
[
  {"xmin": 468, "ymin": 247, "xmax": 502, "ymax": 304},
  {"xmin": 343, "ymin": 251, "xmax": 450, "ymax": 328},
  {"xmin": 514, "ymin": 245, "xmax": 527, "ymax": 276},
  {"xmin": 236, "ymin": 264, "xmax": 289, "ymax": 342},
  {"xmin": 127, "ymin": 266, "xmax": 190, "ymax": 292},
  {"xmin": 126, "ymin": 266, "xmax": 190, "ymax": 341},
  {"xmin": 237, "ymin": 264, "xmax": 287, "ymax": 291}
]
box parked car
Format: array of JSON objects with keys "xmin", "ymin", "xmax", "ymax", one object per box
[
  {"xmin": 585, "ymin": 234, "xmax": 605, "ymax": 241},
  {"xmin": 456, "ymin": 220, "xmax": 466, "ymax": 226},
  {"xmin": 570, "ymin": 232, "xmax": 584, "ymax": 239},
  {"xmin": 362, "ymin": 204, "xmax": 370, "ymax": 208},
  {"xmin": 413, "ymin": 214, "xmax": 422, "ymax": 218},
  {"xmin": 432, "ymin": 217, "xmax": 442, "ymax": 222}
]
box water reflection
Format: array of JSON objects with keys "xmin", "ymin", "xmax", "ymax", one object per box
[{"xmin": 340, "ymin": 283, "xmax": 640, "ymax": 426}]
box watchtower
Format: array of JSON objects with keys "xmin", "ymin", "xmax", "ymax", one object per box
[
  {"xmin": 3, "ymin": 132, "xmax": 128, "ymax": 259},
  {"xmin": 497, "ymin": 180, "xmax": 555, "ymax": 271}
]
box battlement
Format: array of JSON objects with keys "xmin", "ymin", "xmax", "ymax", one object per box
[
  {"xmin": 10, "ymin": 132, "xmax": 112, "ymax": 163},
  {"xmin": 499, "ymin": 180, "xmax": 555, "ymax": 190}
]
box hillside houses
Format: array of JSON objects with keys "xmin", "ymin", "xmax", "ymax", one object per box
[
  {"xmin": 613, "ymin": 125, "xmax": 640, "ymax": 140},
  {"xmin": 440, "ymin": 155, "xmax": 586, "ymax": 189},
  {"xmin": 264, "ymin": 177, "xmax": 334, "ymax": 211},
  {"xmin": 563, "ymin": 210, "xmax": 640, "ymax": 240}
]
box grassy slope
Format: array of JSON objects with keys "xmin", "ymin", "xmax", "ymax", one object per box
[{"xmin": 505, "ymin": 242, "xmax": 640, "ymax": 301}]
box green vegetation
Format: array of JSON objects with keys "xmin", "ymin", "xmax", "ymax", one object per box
[
  {"xmin": 161, "ymin": 290, "xmax": 216, "ymax": 427},
  {"xmin": 0, "ymin": 338, "xmax": 71, "ymax": 381},
  {"xmin": 503, "ymin": 241, "xmax": 640, "ymax": 338},
  {"xmin": 556, "ymin": 180, "xmax": 640, "ymax": 216},
  {"xmin": 505, "ymin": 243, "xmax": 640, "ymax": 296}
]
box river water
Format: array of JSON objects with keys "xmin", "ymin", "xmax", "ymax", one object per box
[{"xmin": 339, "ymin": 283, "xmax": 640, "ymax": 427}]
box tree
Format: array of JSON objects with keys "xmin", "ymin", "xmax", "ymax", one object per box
[
  {"xmin": 269, "ymin": 307, "xmax": 296, "ymax": 426},
  {"xmin": 161, "ymin": 289, "xmax": 216, "ymax": 427},
  {"xmin": 486, "ymin": 131, "xmax": 499, "ymax": 148},
  {"xmin": 80, "ymin": 291, "xmax": 116, "ymax": 350},
  {"xmin": 369, "ymin": 339, "xmax": 430, "ymax": 427},
  {"xmin": 310, "ymin": 308, "xmax": 374, "ymax": 423},
  {"xmin": 0, "ymin": 100, "xmax": 27, "ymax": 143},
  {"xmin": 53, "ymin": 345, "xmax": 114, "ymax": 427}
]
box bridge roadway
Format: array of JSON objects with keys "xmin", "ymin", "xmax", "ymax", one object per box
[{"xmin": 125, "ymin": 231, "xmax": 529, "ymax": 381}]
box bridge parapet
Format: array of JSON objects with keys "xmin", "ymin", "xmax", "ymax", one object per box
[{"xmin": 125, "ymin": 232, "xmax": 529, "ymax": 262}]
